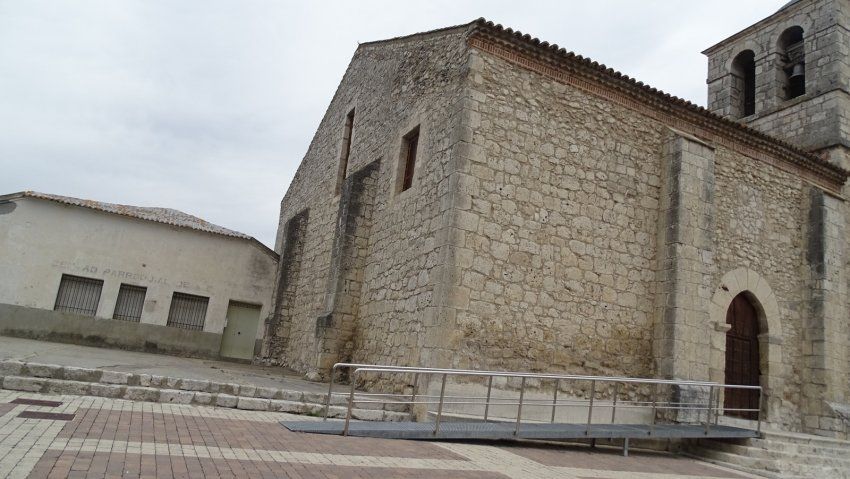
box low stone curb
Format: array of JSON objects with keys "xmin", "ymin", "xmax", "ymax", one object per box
[{"xmin": 0, "ymin": 360, "xmax": 408, "ymax": 421}]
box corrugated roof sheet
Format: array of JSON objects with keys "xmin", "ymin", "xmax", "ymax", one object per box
[{"xmin": 14, "ymin": 191, "xmax": 253, "ymax": 240}]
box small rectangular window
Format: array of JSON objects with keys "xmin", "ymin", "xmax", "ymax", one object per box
[
  {"xmin": 166, "ymin": 292, "xmax": 209, "ymax": 331},
  {"xmin": 336, "ymin": 109, "xmax": 355, "ymax": 193},
  {"xmin": 54, "ymin": 274, "xmax": 103, "ymax": 317},
  {"xmin": 113, "ymin": 284, "xmax": 147, "ymax": 322},
  {"xmin": 401, "ymin": 127, "xmax": 420, "ymax": 192}
]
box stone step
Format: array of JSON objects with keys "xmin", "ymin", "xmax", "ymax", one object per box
[
  {"xmin": 697, "ymin": 439, "xmax": 850, "ymax": 468},
  {"xmin": 688, "ymin": 445, "xmax": 850, "ymax": 479},
  {"xmin": 0, "ymin": 359, "xmax": 411, "ymax": 421},
  {"xmin": 727, "ymin": 437, "xmax": 850, "ymax": 459},
  {"xmin": 688, "ymin": 446, "xmax": 779, "ymax": 473},
  {"xmin": 761, "ymin": 429, "xmax": 850, "ymax": 449},
  {"xmin": 683, "ymin": 451, "xmax": 804, "ymax": 479}
]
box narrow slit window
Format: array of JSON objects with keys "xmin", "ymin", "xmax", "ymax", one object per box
[
  {"xmin": 54, "ymin": 274, "xmax": 103, "ymax": 317},
  {"xmin": 401, "ymin": 127, "xmax": 419, "ymax": 192},
  {"xmin": 337, "ymin": 109, "xmax": 355, "ymax": 193},
  {"xmin": 113, "ymin": 284, "xmax": 147, "ymax": 322}
]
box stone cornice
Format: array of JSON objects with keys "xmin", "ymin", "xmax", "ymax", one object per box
[{"xmin": 466, "ymin": 21, "xmax": 848, "ymax": 196}]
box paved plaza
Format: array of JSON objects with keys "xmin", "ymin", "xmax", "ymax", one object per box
[
  {"xmin": 0, "ymin": 388, "xmax": 762, "ymax": 479},
  {"xmin": 0, "ymin": 337, "xmax": 325, "ymax": 394}
]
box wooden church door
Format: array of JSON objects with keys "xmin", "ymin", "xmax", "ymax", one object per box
[{"xmin": 724, "ymin": 293, "xmax": 761, "ymax": 419}]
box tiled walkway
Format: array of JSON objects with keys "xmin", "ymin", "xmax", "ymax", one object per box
[{"xmin": 0, "ymin": 390, "xmax": 760, "ymax": 479}]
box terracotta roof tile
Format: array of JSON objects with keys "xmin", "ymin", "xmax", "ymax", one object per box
[{"xmin": 16, "ymin": 191, "xmax": 252, "ymax": 240}]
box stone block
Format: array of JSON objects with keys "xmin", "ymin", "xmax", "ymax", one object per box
[
  {"xmin": 26, "ymin": 363, "xmax": 64, "ymax": 379},
  {"xmin": 280, "ymin": 390, "xmax": 303, "ymax": 402},
  {"xmin": 164, "ymin": 377, "xmax": 182, "ymax": 389},
  {"xmin": 325, "ymin": 405, "xmax": 348, "ymax": 419},
  {"xmin": 64, "ymin": 367, "xmax": 102, "ymax": 383},
  {"xmin": 159, "ymin": 389, "xmax": 194, "ymax": 405},
  {"xmin": 269, "ymin": 400, "xmax": 309, "ymax": 414},
  {"xmin": 192, "ymin": 392, "xmax": 213, "ymax": 405},
  {"xmin": 237, "ymin": 397, "xmax": 270, "ymax": 411},
  {"xmin": 180, "ymin": 379, "xmax": 210, "ymax": 391},
  {"xmin": 90, "ymin": 383, "xmax": 126, "ymax": 398},
  {"xmin": 138, "ymin": 374, "xmax": 152, "ymax": 387},
  {"xmin": 149, "ymin": 375, "xmax": 166, "ymax": 387},
  {"xmin": 45, "ymin": 379, "xmax": 90, "ymax": 396},
  {"xmin": 237, "ymin": 385, "xmax": 257, "ymax": 397},
  {"xmin": 302, "ymin": 391, "xmax": 325, "ymax": 404},
  {"xmin": 3, "ymin": 376, "xmax": 46, "ymax": 392},
  {"xmin": 0, "ymin": 361, "xmax": 25, "ymax": 377},
  {"xmin": 100, "ymin": 371, "xmax": 132, "ymax": 385},
  {"xmin": 209, "ymin": 382, "xmax": 239, "ymax": 395},
  {"xmin": 352, "ymin": 408, "xmax": 383, "ymax": 421},
  {"xmin": 124, "ymin": 387, "xmax": 161, "ymax": 402},
  {"xmin": 254, "ymin": 386, "xmax": 277, "ymax": 399},
  {"xmin": 383, "ymin": 410, "xmax": 410, "ymax": 422},
  {"xmin": 216, "ymin": 394, "xmax": 238, "ymax": 408}
]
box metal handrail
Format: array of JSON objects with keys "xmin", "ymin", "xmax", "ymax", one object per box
[
  {"xmin": 335, "ymin": 365, "xmax": 763, "ymax": 440},
  {"xmin": 323, "ymin": 361, "xmax": 738, "ymax": 418}
]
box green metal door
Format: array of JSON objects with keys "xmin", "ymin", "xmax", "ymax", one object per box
[{"xmin": 220, "ymin": 301, "xmax": 261, "ymax": 360}]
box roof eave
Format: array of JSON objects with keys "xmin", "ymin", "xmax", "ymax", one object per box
[{"xmin": 467, "ymin": 18, "xmax": 848, "ymax": 190}]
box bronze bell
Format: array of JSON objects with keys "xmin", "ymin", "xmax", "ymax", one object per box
[{"xmin": 789, "ymin": 63, "xmax": 805, "ymax": 79}]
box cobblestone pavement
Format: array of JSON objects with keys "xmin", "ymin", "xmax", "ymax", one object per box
[{"xmin": 0, "ymin": 390, "xmax": 760, "ymax": 479}]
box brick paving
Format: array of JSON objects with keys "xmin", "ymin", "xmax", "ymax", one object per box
[{"xmin": 0, "ymin": 390, "xmax": 762, "ymax": 479}]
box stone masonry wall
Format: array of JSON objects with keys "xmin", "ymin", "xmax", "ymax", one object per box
[
  {"xmin": 453, "ymin": 41, "xmax": 841, "ymax": 430},
  {"xmin": 266, "ymin": 28, "xmax": 471, "ymax": 380},
  {"xmin": 712, "ymin": 146, "xmax": 810, "ymax": 431},
  {"xmin": 454, "ymin": 49, "xmax": 665, "ymax": 383}
]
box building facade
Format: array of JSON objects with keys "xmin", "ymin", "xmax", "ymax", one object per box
[
  {"xmin": 0, "ymin": 191, "xmax": 278, "ymax": 361},
  {"xmin": 265, "ymin": 0, "xmax": 850, "ymax": 438}
]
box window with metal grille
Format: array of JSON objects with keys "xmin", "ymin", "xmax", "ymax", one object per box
[
  {"xmin": 166, "ymin": 292, "xmax": 209, "ymax": 331},
  {"xmin": 112, "ymin": 284, "xmax": 147, "ymax": 322},
  {"xmin": 400, "ymin": 126, "xmax": 419, "ymax": 192},
  {"xmin": 54, "ymin": 274, "xmax": 103, "ymax": 317}
]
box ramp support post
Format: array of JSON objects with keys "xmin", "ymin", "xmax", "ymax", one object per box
[
  {"xmin": 434, "ymin": 373, "xmax": 447, "ymax": 436},
  {"xmin": 586, "ymin": 380, "xmax": 596, "ymax": 435},
  {"xmin": 515, "ymin": 376, "xmax": 526, "ymax": 435},
  {"xmin": 343, "ymin": 378, "xmax": 355, "ymax": 436},
  {"xmin": 484, "ymin": 376, "xmax": 493, "ymax": 422},
  {"xmin": 551, "ymin": 379, "xmax": 560, "ymax": 423}
]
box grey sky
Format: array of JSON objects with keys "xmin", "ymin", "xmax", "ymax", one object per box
[{"xmin": 0, "ymin": 0, "xmax": 780, "ymax": 247}]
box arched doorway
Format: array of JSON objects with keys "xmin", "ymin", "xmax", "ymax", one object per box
[{"xmin": 724, "ymin": 293, "xmax": 761, "ymax": 419}]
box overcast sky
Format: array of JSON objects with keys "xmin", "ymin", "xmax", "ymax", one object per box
[{"xmin": 0, "ymin": 0, "xmax": 781, "ymax": 247}]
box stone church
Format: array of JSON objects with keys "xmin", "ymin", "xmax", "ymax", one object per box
[{"xmin": 263, "ymin": 0, "xmax": 850, "ymax": 438}]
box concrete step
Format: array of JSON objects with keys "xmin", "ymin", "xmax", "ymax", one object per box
[{"xmin": 0, "ymin": 359, "xmax": 410, "ymax": 421}]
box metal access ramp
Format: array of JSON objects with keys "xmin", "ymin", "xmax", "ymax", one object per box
[{"xmin": 281, "ymin": 363, "xmax": 762, "ymax": 456}]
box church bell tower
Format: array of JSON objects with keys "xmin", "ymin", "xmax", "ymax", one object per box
[{"xmin": 703, "ymin": 0, "xmax": 850, "ymax": 168}]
